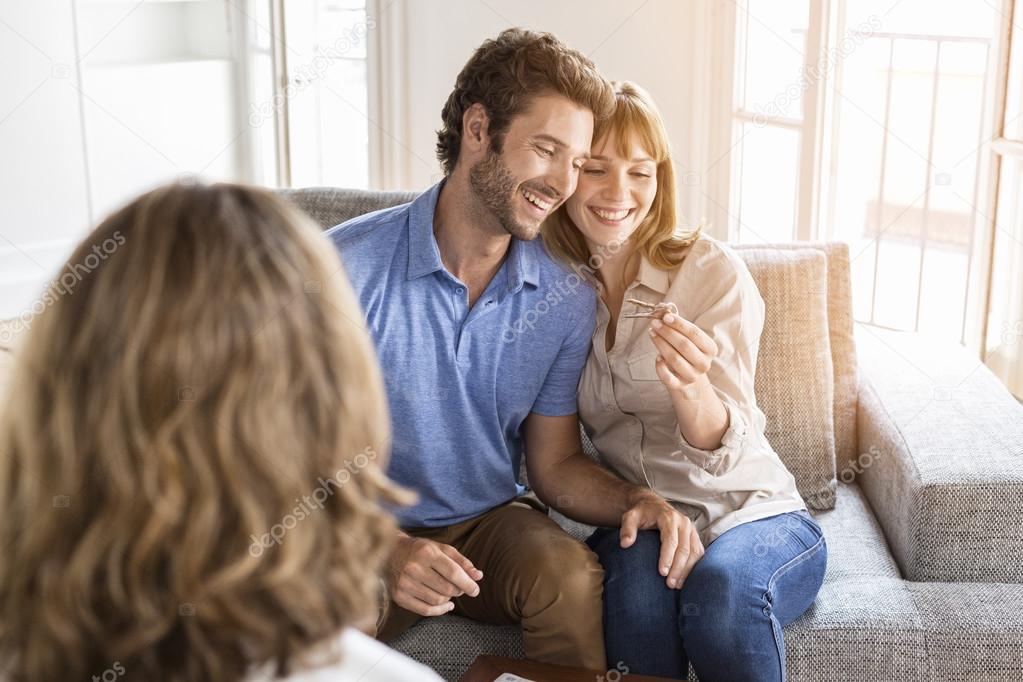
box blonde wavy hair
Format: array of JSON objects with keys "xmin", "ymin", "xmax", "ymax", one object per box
[
  {"xmin": 543, "ymin": 80, "xmax": 701, "ymax": 270},
  {"xmin": 0, "ymin": 183, "xmax": 411, "ymax": 681}
]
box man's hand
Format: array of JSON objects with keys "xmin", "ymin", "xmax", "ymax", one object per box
[
  {"xmin": 620, "ymin": 491, "xmax": 705, "ymax": 590},
  {"xmin": 386, "ymin": 533, "xmax": 483, "ymax": 616}
]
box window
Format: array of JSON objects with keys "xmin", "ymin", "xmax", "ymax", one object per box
[
  {"xmin": 824, "ymin": 0, "xmax": 998, "ymax": 345},
  {"xmin": 276, "ymin": 0, "xmax": 372, "ymax": 188},
  {"xmin": 721, "ymin": 0, "xmax": 1003, "ymax": 349},
  {"xmin": 728, "ymin": 0, "xmax": 814, "ymax": 244}
]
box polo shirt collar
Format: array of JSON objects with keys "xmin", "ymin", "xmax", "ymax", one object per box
[
  {"xmin": 504, "ymin": 236, "xmax": 540, "ymax": 294},
  {"xmin": 636, "ymin": 253, "xmax": 670, "ymax": 294},
  {"xmin": 406, "ymin": 181, "xmax": 540, "ymax": 292},
  {"xmin": 407, "ymin": 182, "xmax": 446, "ymax": 281}
]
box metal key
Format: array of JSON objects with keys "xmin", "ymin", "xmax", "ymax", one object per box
[{"xmin": 622, "ymin": 297, "xmax": 679, "ymax": 319}]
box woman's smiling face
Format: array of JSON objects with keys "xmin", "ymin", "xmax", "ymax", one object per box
[{"xmin": 565, "ymin": 129, "xmax": 658, "ymax": 250}]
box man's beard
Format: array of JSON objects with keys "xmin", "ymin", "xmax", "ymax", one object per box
[{"xmin": 469, "ymin": 147, "xmax": 551, "ymax": 241}]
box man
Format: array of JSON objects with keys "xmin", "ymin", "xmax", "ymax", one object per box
[{"xmin": 327, "ymin": 28, "xmax": 701, "ymax": 668}]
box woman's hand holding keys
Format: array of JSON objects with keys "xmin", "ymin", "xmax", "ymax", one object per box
[{"xmin": 648, "ymin": 311, "xmax": 719, "ymax": 393}]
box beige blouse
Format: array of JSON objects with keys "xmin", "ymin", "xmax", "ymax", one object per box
[{"xmin": 578, "ymin": 236, "xmax": 806, "ymax": 546}]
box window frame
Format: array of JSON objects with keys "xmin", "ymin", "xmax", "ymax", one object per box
[
  {"xmin": 706, "ymin": 0, "xmax": 828, "ymax": 244},
  {"xmin": 981, "ymin": 0, "xmax": 1023, "ymax": 378}
]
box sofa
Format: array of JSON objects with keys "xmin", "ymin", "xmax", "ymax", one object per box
[{"xmin": 275, "ymin": 186, "xmax": 1023, "ymax": 682}]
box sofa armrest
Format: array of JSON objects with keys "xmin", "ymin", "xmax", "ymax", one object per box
[{"xmin": 854, "ymin": 324, "xmax": 1023, "ymax": 583}]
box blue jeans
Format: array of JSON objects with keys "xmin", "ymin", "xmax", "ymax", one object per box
[{"xmin": 586, "ymin": 510, "xmax": 827, "ymax": 681}]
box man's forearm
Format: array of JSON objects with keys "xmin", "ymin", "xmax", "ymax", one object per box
[{"xmin": 530, "ymin": 452, "xmax": 658, "ymax": 527}]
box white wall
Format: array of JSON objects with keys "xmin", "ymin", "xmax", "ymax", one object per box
[
  {"xmin": 0, "ymin": 0, "xmax": 92, "ymax": 320},
  {"xmin": 0, "ymin": 0, "xmax": 254, "ymax": 321},
  {"xmin": 372, "ymin": 0, "xmax": 709, "ymax": 225}
]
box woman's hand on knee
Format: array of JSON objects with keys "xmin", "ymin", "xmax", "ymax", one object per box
[
  {"xmin": 664, "ymin": 520, "xmax": 704, "ymax": 590},
  {"xmin": 619, "ymin": 491, "xmax": 706, "ymax": 590}
]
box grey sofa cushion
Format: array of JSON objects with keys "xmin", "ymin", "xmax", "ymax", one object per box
[
  {"xmin": 781, "ymin": 577, "xmax": 927, "ymax": 682},
  {"xmin": 909, "ymin": 582, "xmax": 1023, "ymax": 680},
  {"xmin": 856, "ymin": 325, "xmax": 1023, "ymax": 583},
  {"xmin": 389, "ymin": 617, "xmax": 523, "ymax": 682},
  {"xmin": 811, "ymin": 477, "xmax": 901, "ymax": 583}
]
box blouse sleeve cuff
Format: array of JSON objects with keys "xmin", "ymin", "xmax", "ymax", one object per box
[{"xmin": 672, "ymin": 402, "xmax": 749, "ymax": 476}]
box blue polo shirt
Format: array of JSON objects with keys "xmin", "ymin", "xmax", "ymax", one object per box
[{"xmin": 326, "ymin": 182, "xmax": 596, "ymax": 528}]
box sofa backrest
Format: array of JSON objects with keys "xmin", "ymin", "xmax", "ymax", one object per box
[
  {"xmin": 279, "ymin": 187, "xmax": 858, "ymax": 508},
  {"xmin": 277, "ymin": 187, "xmax": 419, "ymax": 229}
]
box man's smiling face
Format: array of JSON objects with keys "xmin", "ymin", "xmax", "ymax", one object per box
[{"xmin": 469, "ymin": 92, "xmax": 594, "ymax": 241}]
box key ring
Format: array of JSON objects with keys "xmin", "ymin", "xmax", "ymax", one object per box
[{"xmin": 622, "ymin": 298, "xmax": 678, "ymax": 319}]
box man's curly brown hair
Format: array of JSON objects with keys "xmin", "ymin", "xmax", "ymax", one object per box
[{"xmin": 436, "ymin": 27, "xmax": 615, "ymax": 175}]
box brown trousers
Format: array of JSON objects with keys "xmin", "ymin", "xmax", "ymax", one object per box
[{"xmin": 375, "ymin": 497, "xmax": 607, "ymax": 669}]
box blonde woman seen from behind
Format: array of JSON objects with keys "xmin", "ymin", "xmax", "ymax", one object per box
[{"xmin": 0, "ymin": 183, "xmax": 441, "ymax": 682}]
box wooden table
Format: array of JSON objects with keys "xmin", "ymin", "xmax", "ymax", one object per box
[{"xmin": 459, "ymin": 655, "xmax": 685, "ymax": 682}]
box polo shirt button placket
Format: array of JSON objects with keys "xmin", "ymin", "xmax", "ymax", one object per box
[
  {"xmin": 453, "ymin": 285, "xmax": 469, "ymax": 365},
  {"xmin": 456, "ymin": 339, "xmax": 471, "ymax": 365}
]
